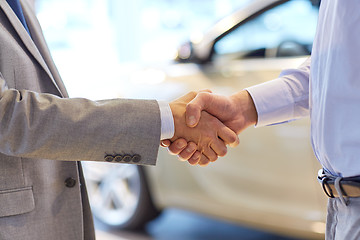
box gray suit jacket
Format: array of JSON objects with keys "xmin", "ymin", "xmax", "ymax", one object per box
[{"xmin": 0, "ymin": 0, "xmax": 161, "ymax": 239}]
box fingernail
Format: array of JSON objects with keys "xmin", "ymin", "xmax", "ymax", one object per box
[
  {"xmin": 188, "ymin": 116, "xmax": 196, "ymax": 126},
  {"xmin": 176, "ymin": 141, "xmax": 186, "ymax": 148}
]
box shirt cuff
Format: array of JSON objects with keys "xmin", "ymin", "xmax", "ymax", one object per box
[
  {"xmin": 158, "ymin": 101, "xmax": 175, "ymax": 140},
  {"xmin": 245, "ymin": 78, "xmax": 294, "ymax": 127}
]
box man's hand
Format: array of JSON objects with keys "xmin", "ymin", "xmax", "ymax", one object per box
[
  {"xmin": 168, "ymin": 91, "xmax": 239, "ymax": 166},
  {"xmin": 186, "ymin": 90, "xmax": 258, "ymax": 135},
  {"xmin": 164, "ymin": 90, "xmax": 258, "ymax": 161},
  {"xmin": 161, "ymin": 138, "xmax": 202, "ymax": 165}
]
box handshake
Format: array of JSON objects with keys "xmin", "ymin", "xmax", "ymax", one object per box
[{"xmin": 161, "ymin": 90, "xmax": 258, "ymax": 166}]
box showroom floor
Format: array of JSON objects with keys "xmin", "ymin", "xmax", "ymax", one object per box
[{"xmin": 95, "ymin": 209, "xmax": 304, "ymax": 240}]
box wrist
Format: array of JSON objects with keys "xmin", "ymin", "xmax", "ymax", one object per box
[
  {"xmin": 230, "ymin": 90, "xmax": 258, "ymax": 127},
  {"xmin": 169, "ymin": 101, "xmax": 186, "ymax": 141}
]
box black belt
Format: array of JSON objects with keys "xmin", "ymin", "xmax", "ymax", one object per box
[{"xmin": 318, "ymin": 169, "xmax": 360, "ymax": 198}]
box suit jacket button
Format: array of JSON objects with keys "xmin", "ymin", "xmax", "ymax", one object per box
[
  {"xmin": 104, "ymin": 155, "xmax": 114, "ymax": 162},
  {"xmin": 122, "ymin": 155, "xmax": 131, "ymax": 163},
  {"xmin": 132, "ymin": 154, "xmax": 141, "ymax": 163},
  {"xmin": 65, "ymin": 178, "xmax": 76, "ymax": 188},
  {"xmin": 114, "ymin": 155, "xmax": 123, "ymax": 162}
]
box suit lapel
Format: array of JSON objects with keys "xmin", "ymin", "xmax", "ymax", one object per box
[{"xmin": 0, "ymin": 0, "xmax": 67, "ymax": 98}]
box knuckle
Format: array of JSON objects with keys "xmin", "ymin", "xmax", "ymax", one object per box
[
  {"xmin": 204, "ymin": 130, "xmax": 215, "ymax": 139},
  {"xmin": 198, "ymin": 92, "xmax": 210, "ymax": 102},
  {"xmin": 186, "ymin": 103, "xmax": 201, "ymax": 114},
  {"xmin": 185, "ymin": 103, "xmax": 196, "ymax": 111},
  {"xmin": 198, "ymin": 91, "xmax": 208, "ymax": 97},
  {"xmin": 189, "ymin": 91, "xmax": 198, "ymax": 98}
]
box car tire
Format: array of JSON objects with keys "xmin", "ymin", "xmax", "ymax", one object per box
[{"xmin": 82, "ymin": 162, "xmax": 160, "ymax": 230}]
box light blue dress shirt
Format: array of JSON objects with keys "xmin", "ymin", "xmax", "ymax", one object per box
[{"xmin": 247, "ymin": 0, "xmax": 360, "ymax": 177}]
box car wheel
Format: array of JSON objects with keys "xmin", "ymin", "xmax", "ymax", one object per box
[{"xmin": 82, "ymin": 162, "xmax": 160, "ymax": 230}]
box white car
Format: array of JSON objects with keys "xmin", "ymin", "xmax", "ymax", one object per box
[{"xmin": 83, "ymin": 0, "xmax": 327, "ymax": 239}]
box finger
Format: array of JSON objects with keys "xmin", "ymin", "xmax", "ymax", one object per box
[
  {"xmin": 202, "ymin": 147, "xmax": 218, "ymax": 162},
  {"xmin": 217, "ymin": 126, "xmax": 240, "ymax": 147},
  {"xmin": 160, "ymin": 139, "xmax": 171, "ymax": 147},
  {"xmin": 186, "ymin": 92, "xmax": 211, "ymax": 128},
  {"xmin": 187, "ymin": 151, "xmax": 201, "ymax": 165},
  {"xmin": 178, "ymin": 142, "xmax": 197, "ymax": 161},
  {"xmin": 167, "ymin": 138, "xmax": 187, "ymax": 155},
  {"xmin": 210, "ymin": 140, "xmax": 227, "ymax": 157},
  {"xmin": 198, "ymin": 154, "xmax": 211, "ymax": 166}
]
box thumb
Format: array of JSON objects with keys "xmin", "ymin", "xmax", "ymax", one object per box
[
  {"xmin": 160, "ymin": 139, "xmax": 171, "ymax": 147},
  {"xmin": 186, "ymin": 92, "xmax": 211, "ymax": 127}
]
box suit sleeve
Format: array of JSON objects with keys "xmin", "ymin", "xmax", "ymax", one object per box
[
  {"xmin": 0, "ymin": 75, "xmax": 161, "ymax": 165},
  {"xmin": 246, "ymin": 57, "xmax": 311, "ymax": 127}
]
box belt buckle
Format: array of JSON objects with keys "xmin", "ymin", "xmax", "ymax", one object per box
[{"xmin": 318, "ymin": 169, "xmax": 335, "ymax": 198}]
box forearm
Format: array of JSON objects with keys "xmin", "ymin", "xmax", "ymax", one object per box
[{"xmin": 0, "ymin": 79, "xmax": 161, "ymax": 165}]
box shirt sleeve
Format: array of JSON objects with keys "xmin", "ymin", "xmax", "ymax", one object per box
[
  {"xmin": 157, "ymin": 101, "xmax": 175, "ymax": 140},
  {"xmin": 246, "ymin": 57, "xmax": 311, "ymax": 127}
]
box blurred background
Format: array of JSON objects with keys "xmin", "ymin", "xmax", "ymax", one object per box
[
  {"xmin": 35, "ymin": 0, "xmax": 252, "ymax": 99},
  {"xmin": 34, "ymin": 0, "xmax": 325, "ymax": 239}
]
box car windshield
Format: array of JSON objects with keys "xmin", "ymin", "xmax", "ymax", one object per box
[{"xmin": 213, "ymin": 0, "xmax": 319, "ymax": 59}]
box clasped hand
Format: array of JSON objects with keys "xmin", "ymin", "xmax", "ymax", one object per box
[{"xmin": 161, "ymin": 90, "xmax": 257, "ymax": 166}]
